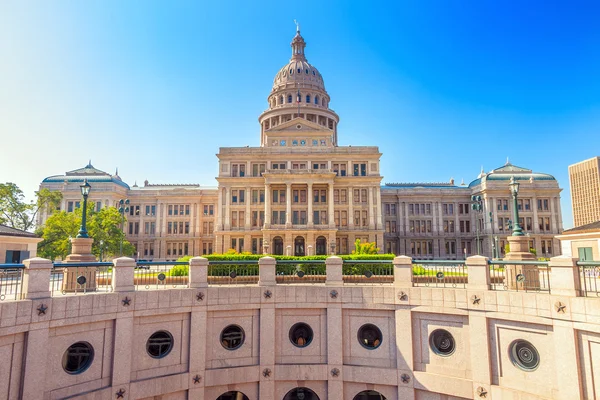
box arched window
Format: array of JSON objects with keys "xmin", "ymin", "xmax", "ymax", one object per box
[
  {"xmin": 314, "ymin": 95, "xmax": 319, "ymax": 105},
  {"xmin": 288, "ymin": 95, "xmax": 293, "ymax": 104},
  {"xmin": 279, "ymin": 95, "xmax": 284, "ymax": 105},
  {"xmin": 306, "ymin": 95, "xmax": 311, "ymax": 103}
]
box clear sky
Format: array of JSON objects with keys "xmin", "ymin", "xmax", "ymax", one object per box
[{"xmin": 1, "ymin": 1, "xmax": 599, "ymax": 229}]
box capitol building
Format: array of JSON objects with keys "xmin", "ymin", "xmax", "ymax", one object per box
[{"xmin": 38, "ymin": 28, "xmax": 563, "ymax": 260}]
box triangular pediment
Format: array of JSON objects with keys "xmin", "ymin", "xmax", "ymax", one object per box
[{"xmin": 267, "ymin": 117, "xmax": 330, "ymax": 133}]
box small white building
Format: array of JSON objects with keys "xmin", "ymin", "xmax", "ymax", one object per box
[{"xmin": 0, "ymin": 224, "xmax": 42, "ymax": 263}]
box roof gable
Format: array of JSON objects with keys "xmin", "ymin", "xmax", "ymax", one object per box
[{"xmin": 267, "ymin": 117, "xmax": 330, "ymax": 134}]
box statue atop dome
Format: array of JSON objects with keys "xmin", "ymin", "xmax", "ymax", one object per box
[{"xmin": 294, "ymin": 19, "xmax": 300, "ymax": 33}]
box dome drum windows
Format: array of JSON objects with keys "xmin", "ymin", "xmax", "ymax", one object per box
[
  {"xmin": 62, "ymin": 342, "xmax": 94, "ymax": 374},
  {"xmin": 509, "ymin": 339, "xmax": 540, "ymax": 371},
  {"xmin": 221, "ymin": 325, "xmax": 245, "ymax": 350},
  {"xmin": 147, "ymin": 330, "xmax": 174, "ymax": 359},
  {"xmin": 289, "ymin": 322, "xmax": 314, "ymax": 348},
  {"xmin": 357, "ymin": 323, "xmax": 383, "ymax": 350}
]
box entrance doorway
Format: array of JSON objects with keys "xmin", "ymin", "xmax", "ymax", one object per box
[
  {"xmin": 294, "ymin": 236, "xmax": 305, "ymax": 256},
  {"xmin": 315, "ymin": 236, "xmax": 327, "ymax": 255},
  {"xmin": 273, "ymin": 236, "xmax": 284, "ymax": 255}
]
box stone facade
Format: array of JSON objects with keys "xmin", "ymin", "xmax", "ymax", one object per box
[
  {"xmin": 0, "ymin": 255, "xmax": 598, "ymax": 399},
  {"xmin": 37, "ymin": 30, "xmax": 563, "ymax": 260}
]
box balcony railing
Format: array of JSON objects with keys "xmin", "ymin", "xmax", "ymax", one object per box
[
  {"xmin": 343, "ymin": 260, "xmax": 393, "ymax": 284},
  {"xmin": 50, "ymin": 262, "xmax": 113, "ymax": 295},
  {"xmin": 276, "ymin": 260, "xmax": 326, "ymax": 284},
  {"xmin": 578, "ymin": 261, "xmax": 600, "ymax": 297},
  {"xmin": 0, "ymin": 264, "xmax": 25, "ymax": 301},
  {"xmin": 135, "ymin": 261, "xmax": 189, "ymax": 290},
  {"xmin": 208, "ymin": 260, "xmax": 259, "ymax": 285},
  {"xmin": 412, "ymin": 260, "xmax": 468, "ymax": 288},
  {"xmin": 488, "ymin": 260, "xmax": 550, "ymax": 293}
]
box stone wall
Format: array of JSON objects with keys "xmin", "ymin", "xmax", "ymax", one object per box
[{"xmin": 0, "ymin": 256, "xmax": 597, "ymax": 399}]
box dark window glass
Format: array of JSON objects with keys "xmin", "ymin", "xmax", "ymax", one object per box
[
  {"xmin": 62, "ymin": 342, "xmax": 94, "ymax": 374},
  {"xmin": 289, "ymin": 322, "xmax": 314, "ymax": 348},
  {"xmin": 510, "ymin": 339, "xmax": 540, "ymax": 371},
  {"xmin": 146, "ymin": 330, "xmax": 174, "ymax": 358},
  {"xmin": 357, "ymin": 323, "xmax": 382, "ymax": 349},
  {"xmin": 429, "ymin": 329, "xmax": 455, "ymax": 356},
  {"xmin": 221, "ymin": 325, "xmax": 245, "ymax": 350}
]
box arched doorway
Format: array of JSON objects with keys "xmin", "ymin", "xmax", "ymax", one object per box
[
  {"xmin": 216, "ymin": 391, "xmax": 250, "ymax": 400},
  {"xmin": 315, "ymin": 236, "xmax": 327, "ymax": 255},
  {"xmin": 353, "ymin": 391, "xmax": 387, "ymax": 400},
  {"xmin": 273, "ymin": 236, "xmax": 284, "ymax": 255},
  {"xmin": 283, "ymin": 387, "xmax": 320, "ymax": 400},
  {"xmin": 294, "ymin": 236, "xmax": 305, "ymax": 256}
]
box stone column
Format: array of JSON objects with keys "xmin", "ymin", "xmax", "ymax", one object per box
[
  {"xmin": 466, "ymin": 255, "xmax": 490, "ymax": 290},
  {"xmin": 224, "ymin": 187, "xmax": 231, "ymax": 229},
  {"xmin": 259, "ymin": 256, "xmax": 276, "ymax": 286},
  {"xmin": 325, "ymin": 256, "xmax": 343, "ymax": 286},
  {"xmin": 552, "ymin": 321, "xmax": 583, "ymax": 400},
  {"xmin": 532, "ymin": 196, "xmax": 539, "ymax": 233},
  {"xmin": 22, "ymin": 257, "xmax": 53, "ymax": 299},
  {"xmin": 112, "ymin": 257, "xmax": 135, "ymax": 292},
  {"xmin": 374, "ymin": 187, "xmax": 382, "ymax": 230},
  {"xmin": 368, "ymin": 187, "xmax": 375, "ymax": 229},
  {"xmin": 393, "ymin": 256, "xmax": 412, "ymax": 286},
  {"xmin": 217, "ymin": 189, "xmax": 223, "ymax": 230},
  {"xmin": 307, "ymin": 182, "xmax": 314, "ymax": 227},
  {"xmin": 328, "ymin": 183, "xmax": 335, "ymax": 227},
  {"xmin": 189, "ymin": 201, "xmax": 195, "ymax": 235},
  {"xmin": 548, "ymin": 256, "xmax": 581, "ymax": 296},
  {"xmin": 189, "ymin": 257, "xmax": 208, "ymax": 288},
  {"xmin": 286, "ymin": 183, "xmax": 292, "ymax": 227},
  {"xmin": 264, "ymin": 184, "xmax": 271, "ymax": 226}
]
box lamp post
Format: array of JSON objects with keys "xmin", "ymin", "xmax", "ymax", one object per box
[
  {"xmin": 118, "ymin": 199, "xmax": 130, "ymax": 256},
  {"xmin": 470, "ymin": 195, "xmax": 483, "ymax": 255},
  {"xmin": 508, "ymin": 176, "xmax": 524, "ymax": 236},
  {"xmin": 76, "ymin": 180, "xmax": 91, "ymax": 238},
  {"xmin": 489, "ymin": 211, "xmax": 495, "ymax": 258}
]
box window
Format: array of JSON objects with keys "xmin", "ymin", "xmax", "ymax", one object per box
[
  {"xmin": 357, "ymin": 324, "xmax": 382, "ymax": 350},
  {"xmin": 306, "ymin": 95, "xmax": 310, "ymax": 103},
  {"xmin": 287, "ymin": 95, "xmax": 292, "ymax": 103},
  {"xmin": 146, "ymin": 331, "xmax": 174, "ymax": 359},
  {"xmin": 429, "ymin": 329, "xmax": 455, "ymax": 356},
  {"xmin": 289, "ymin": 323, "xmax": 313, "ymax": 348},
  {"xmin": 221, "ymin": 325, "xmax": 245, "ymax": 350},
  {"xmin": 509, "ymin": 340, "xmax": 539, "ymax": 371},
  {"xmin": 62, "ymin": 342, "xmax": 94, "ymax": 374}
]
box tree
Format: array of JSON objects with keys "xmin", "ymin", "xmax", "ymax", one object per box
[
  {"xmin": 36, "ymin": 203, "xmax": 134, "ymax": 260},
  {"xmin": 0, "ymin": 183, "xmax": 62, "ymax": 231},
  {"xmin": 352, "ymin": 239, "xmax": 379, "ymax": 255}
]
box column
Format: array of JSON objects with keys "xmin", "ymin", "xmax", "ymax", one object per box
[
  {"xmin": 368, "ymin": 187, "xmax": 375, "ymax": 229},
  {"xmin": 328, "ymin": 183, "xmax": 335, "ymax": 226},
  {"xmin": 307, "ymin": 182, "xmax": 314, "ymax": 227},
  {"xmin": 532, "ymin": 196, "xmax": 539, "ymax": 233},
  {"xmin": 397, "ymin": 197, "xmax": 404, "ymax": 233},
  {"xmin": 264, "ymin": 184, "xmax": 271, "ymax": 226},
  {"xmin": 550, "ymin": 196, "xmax": 558, "ymax": 233},
  {"xmin": 217, "ymin": 188, "xmax": 223, "ymax": 230},
  {"xmin": 348, "ymin": 186, "xmax": 354, "ymax": 228},
  {"xmin": 245, "ymin": 187, "xmax": 251, "ymax": 229},
  {"xmin": 374, "ymin": 187, "xmax": 382, "ymax": 230},
  {"xmin": 286, "ymin": 183, "xmax": 292, "ymax": 227},
  {"xmin": 224, "ymin": 187, "xmax": 231, "ymax": 229}
]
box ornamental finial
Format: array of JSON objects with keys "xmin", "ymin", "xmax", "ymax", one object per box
[{"xmin": 294, "ymin": 19, "xmax": 300, "ymax": 33}]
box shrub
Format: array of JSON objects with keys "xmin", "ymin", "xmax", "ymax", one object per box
[{"xmin": 168, "ymin": 265, "xmax": 189, "ymax": 276}]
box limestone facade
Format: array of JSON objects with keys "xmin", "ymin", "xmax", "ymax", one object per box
[{"xmin": 37, "ymin": 30, "xmax": 563, "ymax": 260}]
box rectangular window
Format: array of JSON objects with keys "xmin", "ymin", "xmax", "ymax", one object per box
[
  {"xmin": 232, "ymin": 190, "xmax": 238, "ymax": 203},
  {"xmin": 321, "ymin": 190, "xmax": 326, "ymax": 203},
  {"xmin": 168, "ymin": 222, "xmax": 173, "ymax": 234},
  {"xmin": 525, "ymin": 199, "xmax": 531, "ymax": 210},
  {"xmin": 300, "ymin": 190, "xmax": 306, "ymax": 203},
  {"xmin": 341, "ymin": 211, "xmax": 347, "ymax": 226},
  {"xmin": 185, "ymin": 222, "xmax": 190, "ymax": 234},
  {"xmin": 353, "ymin": 189, "xmax": 360, "ymax": 204},
  {"xmin": 185, "ymin": 205, "xmax": 190, "ymax": 215},
  {"xmin": 273, "ymin": 190, "xmax": 278, "ymax": 203},
  {"xmin": 361, "ymin": 189, "xmax": 367, "ymax": 204}
]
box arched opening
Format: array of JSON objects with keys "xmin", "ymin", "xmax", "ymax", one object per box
[
  {"xmin": 306, "ymin": 94, "xmax": 311, "ymax": 103},
  {"xmin": 288, "ymin": 94, "xmax": 293, "ymax": 103},
  {"xmin": 294, "ymin": 236, "xmax": 305, "ymax": 257},
  {"xmin": 314, "ymin": 95, "xmax": 319, "ymax": 105},
  {"xmin": 216, "ymin": 391, "xmax": 250, "ymax": 400},
  {"xmin": 279, "ymin": 95, "xmax": 284, "ymax": 105},
  {"xmin": 353, "ymin": 390, "xmax": 388, "ymax": 400},
  {"xmin": 315, "ymin": 236, "xmax": 327, "ymax": 255},
  {"xmin": 283, "ymin": 387, "xmax": 320, "ymax": 400},
  {"xmin": 273, "ymin": 236, "xmax": 284, "ymax": 255}
]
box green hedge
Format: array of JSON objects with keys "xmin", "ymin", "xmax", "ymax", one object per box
[{"xmin": 177, "ymin": 254, "xmax": 395, "ymax": 262}]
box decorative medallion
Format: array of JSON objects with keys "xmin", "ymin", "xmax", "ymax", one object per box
[
  {"xmin": 262, "ymin": 368, "xmax": 272, "ymax": 378},
  {"xmin": 330, "ymin": 368, "xmax": 340, "ymax": 377},
  {"xmin": 436, "ymin": 272, "xmax": 445, "ymax": 280},
  {"xmin": 400, "ymin": 373, "xmax": 410, "ymax": 384},
  {"xmin": 471, "ymin": 295, "xmax": 481, "ymax": 305},
  {"xmin": 364, "ymin": 270, "xmax": 373, "ymax": 278},
  {"xmin": 229, "ymin": 271, "xmax": 237, "ymax": 279},
  {"xmin": 122, "ymin": 296, "xmax": 131, "ymax": 306},
  {"xmin": 196, "ymin": 292, "xmax": 204, "ymax": 301},
  {"xmin": 76, "ymin": 275, "xmax": 87, "ymax": 285},
  {"xmin": 297, "ymin": 270, "xmax": 305, "ymax": 278},
  {"xmin": 516, "ymin": 273, "xmax": 525, "ymax": 283},
  {"xmin": 398, "ymin": 291, "xmax": 408, "ymax": 301},
  {"xmin": 263, "ymin": 290, "xmax": 272, "ymax": 299},
  {"xmin": 330, "ymin": 290, "xmax": 338, "ymax": 299},
  {"xmin": 157, "ymin": 273, "xmax": 166, "ymax": 281},
  {"xmin": 555, "ymin": 301, "xmax": 566, "ymax": 314}
]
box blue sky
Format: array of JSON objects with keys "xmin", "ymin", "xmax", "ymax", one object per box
[{"xmin": 1, "ymin": 1, "xmax": 599, "ymax": 228}]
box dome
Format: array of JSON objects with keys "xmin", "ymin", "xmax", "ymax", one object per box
[{"xmin": 271, "ymin": 31, "xmax": 325, "ymax": 92}]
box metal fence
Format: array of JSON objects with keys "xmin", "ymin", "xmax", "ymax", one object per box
[
  {"xmin": 208, "ymin": 261, "xmax": 259, "ymax": 285},
  {"xmin": 412, "ymin": 260, "xmax": 468, "ymax": 288},
  {"xmin": 50, "ymin": 262, "xmax": 113, "ymax": 296},
  {"xmin": 276, "ymin": 260, "xmax": 326, "ymax": 284},
  {"xmin": 578, "ymin": 261, "xmax": 600, "ymax": 297},
  {"xmin": 135, "ymin": 261, "xmax": 189, "ymax": 290},
  {"xmin": 343, "ymin": 260, "xmax": 393, "ymax": 284},
  {"xmin": 489, "ymin": 260, "xmax": 551, "ymax": 293},
  {"xmin": 0, "ymin": 264, "xmax": 25, "ymax": 301}
]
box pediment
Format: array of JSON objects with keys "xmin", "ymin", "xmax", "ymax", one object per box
[{"xmin": 267, "ymin": 117, "xmax": 329, "ymax": 133}]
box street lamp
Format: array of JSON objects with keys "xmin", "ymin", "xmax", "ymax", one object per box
[
  {"xmin": 508, "ymin": 176, "xmax": 524, "ymax": 236},
  {"xmin": 470, "ymin": 195, "xmax": 483, "ymax": 255},
  {"xmin": 118, "ymin": 199, "xmax": 130, "ymax": 256},
  {"xmin": 76, "ymin": 180, "xmax": 91, "ymax": 238}
]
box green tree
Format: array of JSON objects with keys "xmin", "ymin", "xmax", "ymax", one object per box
[
  {"xmin": 351, "ymin": 239, "xmax": 380, "ymax": 255},
  {"xmin": 36, "ymin": 204, "xmax": 134, "ymax": 260},
  {"xmin": 0, "ymin": 183, "xmax": 62, "ymax": 231}
]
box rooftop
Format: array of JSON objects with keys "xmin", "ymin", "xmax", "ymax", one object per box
[{"xmin": 0, "ymin": 224, "xmax": 38, "ymax": 238}]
